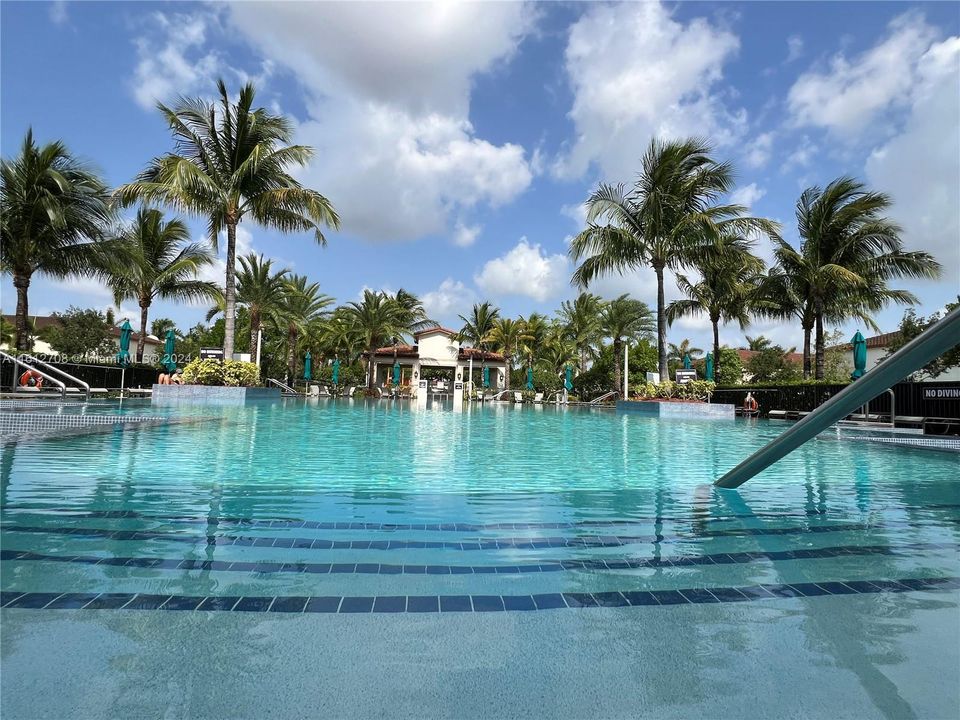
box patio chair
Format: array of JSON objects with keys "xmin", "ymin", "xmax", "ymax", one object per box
[
  {"xmin": 513, "ymin": 391, "xmax": 523, "ymax": 403},
  {"xmin": 533, "ymin": 392, "xmax": 544, "ymax": 404}
]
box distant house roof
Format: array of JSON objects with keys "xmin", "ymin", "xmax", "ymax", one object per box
[
  {"xmin": 367, "ymin": 344, "xmax": 420, "ymax": 358},
  {"xmin": 1, "ymin": 314, "xmax": 161, "ymax": 345},
  {"xmin": 363, "ymin": 343, "xmax": 506, "ymax": 363},
  {"xmin": 829, "ymin": 330, "xmax": 902, "ymax": 351},
  {"xmin": 413, "ymin": 327, "xmax": 458, "ymax": 339},
  {"xmin": 736, "ymin": 348, "xmax": 804, "ymax": 365},
  {"xmin": 458, "ymin": 347, "xmax": 506, "ymax": 362}
]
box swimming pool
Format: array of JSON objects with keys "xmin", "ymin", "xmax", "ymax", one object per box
[{"xmin": 2, "ymin": 399, "xmax": 958, "ymax": 718}]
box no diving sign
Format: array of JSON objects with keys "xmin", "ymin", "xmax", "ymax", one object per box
[{"xmin": 924, "ymin": 387, "xmax": 960, "ymax": 400}]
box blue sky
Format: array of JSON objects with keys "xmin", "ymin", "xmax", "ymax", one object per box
[{"xmin": 2, "ymin": 1, "xmax": 958, "ymax": 350}]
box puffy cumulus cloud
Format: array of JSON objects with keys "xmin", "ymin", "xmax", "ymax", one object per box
[
  {"xmin": 222, "ymin": 2, "xmax": 536, "ymax": 242},
  {"xmin": 422, "ymin": 278, "xmax": 477, "ymax": 322},
  {"xmin": 785, "ymin": 35, "xmax": 804, "ymax": 63},
  {"xmin": 865, "ymin": 35, "xmax": 960, "ymax": 282},
  {"xmin": 555, "ymin": 1, "xmax": 743, "ymax": 181},
  {"xmin": 730, "ymin": 183, "xmax": 766, "ymax": 210},
  {"xmin": 787, "ymin": 12, "xmax": 941, "ymax": 136},
  {"xmin": 452, "ymin": 221, "xmax": 481, "ymax": 248},
  {"xmin": 131, "ymin": 11, "xmax": 222, "ymax": 110},
  {"xmin": 474, "ymin": 239, "xmax": 569, "ymax": 302},
  {"xmin": 744, "ymin": 132, "xmax": 774, "ymax": 169}
]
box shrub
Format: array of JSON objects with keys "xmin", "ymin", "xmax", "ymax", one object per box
[
  {"xmin": 223, "ymin": 360, "xmax": 260, "ymax": 387},
  {"xmin": 181, "ymin": 358, "xmax": 260, "ymax": 386}
]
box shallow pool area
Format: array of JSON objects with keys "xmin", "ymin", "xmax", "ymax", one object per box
[{"xmin": 2, "ymin": 398, "xmax": 958, "ymax": 719}]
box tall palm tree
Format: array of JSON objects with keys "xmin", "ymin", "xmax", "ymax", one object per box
[
  {"xmin": 600, "ymin": 294, "xmax": 655, "ymax": 393},
  {"xmin": 666, "ymin": 234, "xmax": 767, "ymax": 379},
  {"xmin": 317, "ymin": 311, "xmax": 365, "ymax": 365},
  {"xmin": 458, "ymin": 301, "xmax": 501, "ymax": 384},
  {"xmin": 105, "ymin": 207, "xmax": 218, "ymax": 361},
  {"xmin": 538, "ymin": 328, "xmax": 579, "ymax": 376},
  {"xmin": 150, "ymin": 318, "xmax": 178, "ymax": 338},
  {"xmin": 115, "ymin": 80, "xmax": 340, "ymax": 361},
  {"xmin": 744, "ymin": 335, "xmax": 772, "ymax": 351},
  {"xmin": 1, "ymin": 130, "xmax": 111, "ymax": 349},
  {"xmin": 570, "ymin": 137, "xmax": 778, "ymax": 380},
  {"xmin": 667, "ymin": 339, "xmax": 704, "ymax": 365},
  {"xmin": 484, "ymin": 317, "xmax": 529, "ymax": 391},
  {"xmin": 344, "ymin": 290, "xmax": 404, "ymax": 390},
  {"xmin": 272, "ymin": 274, "xmax": 334, "ymax": 382},
  {"xmin": 774, "ymin": 177, "xmax": 941, "ymax": 379},
  {"xmin": 519, "ymin": 312, "xmax": 550, "ymax": 372},
  {"xmin": 558, "ymin": 292, "xmax": 604, "ymax": 374},
  {"xmin": 388, "ymin": 289, "xmax": 438, "ymax": 376}
]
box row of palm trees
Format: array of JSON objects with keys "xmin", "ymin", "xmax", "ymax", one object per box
[
  {"xmin": 570, "ymin": 137, "xmax": 942, "ymax": 381},
  {"xmin": 1, "ymin": 79, "xmax": 339, "ymax": 363}
]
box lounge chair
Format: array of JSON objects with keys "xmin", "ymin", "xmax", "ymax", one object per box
[
  {"xmin": 894, "ymin": 415, "xmax": 925, "ymax": 428},
  {"xmin": 533, "ymin": 392, "xmax": 544, "ymax": 404},
  {"xmin": 513, "ymin": 391, "xmax": 523, "ymax": 403},
  {"xmin": 767, "ymin": 410, "xmax": 788, "ymax": 419}
]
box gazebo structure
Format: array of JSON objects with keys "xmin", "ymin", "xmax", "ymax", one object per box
[{"xmin": 364, "ymin": 327, "xmax": 507, "ymax": 396}]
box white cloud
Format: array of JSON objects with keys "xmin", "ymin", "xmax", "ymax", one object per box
[
  {"xmin": 781, "ymin": 135, "xmax": 818, "ymax": 172},
  {"xmin": 49, "ymin": 1, "xmax": 68, "ymax": 25},
  {"xmin": 422, "ymin": 278, "xmax": 476, "ymax": 322},
  {"xmin": 787, "ymin": 12, "xmax": 940, "ymax": 136},
  {"xmin": 744, "ymin": 131, "xmax": 774, "ymax": 169},
  {"xmin": 785, "ymin": 35, "xmax": 804, "ymax": 63},
  {"xmin": 730, "ymin": 183, "xmax": 766, "ymax": 210},
  {"xmin": 560, "ymin": 202, "xmax": 588, "ymax": 230},
  {"xmin": 452, "ymin": 221, "xmax": 481, "ymax": 248},
  {"xmin": 555, "ymin": 1, "xmax": 744, "ymax": 181},
  {"xmin": 198, "ymin": 226, "xmax": 256, "ymax": 293},
  {"xmin": 865, "ymin": 35, "xmax": 960, "ymax": 282},
  {"xmin": 131, "ymin": 11, "xmax": 222, "ymax": 110},
  {"xmin": 223, "ymin": 2, "xmax": 536, "ymax": 242},
  {"xmin": 474, "ymin": 239, "xmax": 569, "ymax": 302}
]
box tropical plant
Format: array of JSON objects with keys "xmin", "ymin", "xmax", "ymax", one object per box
[
  {"xmin": 599, "ymin": 294, "xmax": 654, "ymax": 394},
  {"xmin": 744, "ymin": 335, "xmax": 773, "ymax": 351},
  {"xmin": 344, "ymin": 290, "xmax": 404, "ymax": 389},
  {"xmin": 458, "ymin": 301, "xmax": 500, "ymax": 352},
  {"xmin": 483, "ymin": 317, "xmax": 530, "ymax": 391},
  {"xmin": 763, "ymin": 177, "xmax": 941, "ymax": 379},
  {"xmin": 104, "ymin": 207, "xmax": 218, "ymax": 361},
  {"xmin": 538, "ymin": 325, "xmax": 578, "ymax": 376},
  {"xmin": 880, "ymin": 300, "xmax": 960, "ymax": 380},
  {"xmin": 44, "ymin": 306, "xmax": 114, "ymax": 357},
  {"xmin": 1, "ymin": 130, "xmax": 112, "ymax": 350},
  {"xmin": 150, "ymin": 318, "xmax": 178, "ymax": 338},
  {"xmin": 570, "ymin": 137, "xmax": 778, "ymax": 380},
  {"xmin": 519, "ymin": 312, "xmax": 550, "ymax": 372},
  {"xmin": 0, "ymin": 314, "xmax": 14, "ymax": 345},
  {"xmin": 271, "ymin": 274, "xmax": 333, "ymax": 382},
  {"xmin": 115, "ymin": 80, "xmax": 340, "ymax": 361},
  {"xmin": 558, "ymin": 292, "xmax": 604, "ymax": 374},
  {"xmin": 667, "ymin": 339, "xmax": 704, "ymax": 365},
  {"xmin": 317, "ymin": 311, "xmax": 365, "ymax": 364},
  {"xmin": 666, "ymin": 233, "xmax": 768, "ymax": 380}
]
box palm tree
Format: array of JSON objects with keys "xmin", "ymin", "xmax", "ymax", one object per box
[
  {"xmin": 344, "ymin": 290, "xmax": 404, "ymax": 390},
  {"xmin": 458, "ymin": 301, "xmax": 501, "ymax": 384},
  {"xmin": 519, "ymin": 312, "xmax": 550, "ymax": 372},
  {"xmin": 570, "ymin": 137, "xmax": 778, "ymax": 380},
  {"xmin": 388, "ymin": 289, "xmax": 438, "ymax": 378},
  {"xmin": 744, "ymin": 335, "xmax": 772, "ymax": 351},
  {"xmin": 484, "ymin": 317, "xmax": 529, "ymax": 391},
  {"xmin": 105, "ymin": 207, "xmax": 218, "ymax": 361},
  {"xmin": 1, "ymin": 130, "xmax": 111, "ymax": 350},
  {"xmin": 558, "ymin": 292, "xmax": 604, "ymax": 374},
  {"xmin": 115, "ymin": 80, "xmax": 340, "ymax": 361},
  {"xmin": 317, "ymin": 311, "xmax": 365, "ymax": 365},
  {"xmin": 600, "ymin": 294, "xmax": 655, "ymax": 393},
  {"xmin": 272, "ymin": 274, "xmax": 334, "ymax": 382},
  {"xmin": 666, "ymin": 234, "xmax": 766, "ymax": 379},
  {"xmin": 538, "ymin": 328, "xmax": 579, "ymax": 376},
  {"xmin": 667, "ymin": 339, "xmax": 704, "ymax": 365},
  {"xmin": 150, "ymin": 318, "xmax": 178, "ymax": 338},
  {"xmin": 773, "ymin": 177, "xmax": 941, "ymax": 379}
]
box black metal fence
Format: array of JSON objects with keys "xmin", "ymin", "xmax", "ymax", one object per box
[
  {"xmin": 1, "ymin": 357, "xmax": 158, "ymax": 390},
  {"xmin": 713, "ymin": 381, "xmax": 960, "ymax": 420}
]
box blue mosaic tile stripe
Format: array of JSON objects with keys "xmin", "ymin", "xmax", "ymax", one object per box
[
  {"xmin": 1, "ymin": 519, "xmax": 935, "ymax": 550},
  {"xmin": 7, "ymin": 503, "xmax": 960, "ymax": 530},
  {"xmin": 3, "ymin": 578, "xmax": 957, "ymax": 613},
  {"xmin": 2, "ymin": 542, "xmax": 955, "ymax": 576}
]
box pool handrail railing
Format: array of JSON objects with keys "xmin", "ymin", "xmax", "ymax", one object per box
[
  {"xmin": 1, "ymin": 350, "xmax": 69, "ymax": 399},
  {"xmin": 715, "ymin": 305, "xmax": 960, "ymax": 489},
  {"xmin": 20, "ymin": 353, "xmax": 91, "ymax": 401}
]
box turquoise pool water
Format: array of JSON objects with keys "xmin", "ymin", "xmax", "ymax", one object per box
[{"xmin": 2, "ymin": 399, "xmax": 958, "ymax": 719}]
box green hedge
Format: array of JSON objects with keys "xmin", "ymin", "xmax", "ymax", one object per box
[{"xmin": 181, "ymin": 358, "xmax": 261, "ymax": 386}]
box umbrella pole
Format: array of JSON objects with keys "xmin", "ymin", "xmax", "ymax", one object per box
[{"xmin": 119, "ymin": 367, "xmax": 125, "ymax": 403}]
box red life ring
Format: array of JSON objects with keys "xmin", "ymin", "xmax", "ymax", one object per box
[
  {"xmin": 744, "ymin": 396, "xmax": 758, "ymax": 412},
  {"xmin": 19, "ymin": 370, "xmax": 44, "ymax": 388}
]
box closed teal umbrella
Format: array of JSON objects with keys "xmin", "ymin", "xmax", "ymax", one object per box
[
  {"xmin": 393, "ymin": 361, "xmax": 401, "ymax": 385},
  {"xmin": 705, "ymin": 352, "xmax": 714, "ymax": 381},
  {"xmin": 564, "ymin": 365, "xmax": 573, "ymax": 391},
  {"xmin": 683, "ymin": 353, "xmax": 691, "ymax": 369},
  {"xmin": 304, "ymin": 351, "xmax": 312, "ymax": 380},
  {"xmin": 331, "ymin": 358, "xmax": 340, "ymax": 386},
  {"xmin": 851, "ymin": 330, "xmax": 867, "ymax": 379},
  {"xmin": 482, "ymin": 366, "xmax": 490, "ymax": 388},
  {"xmin": 116, "ymin": 320, "xmax": 131, "ymax": 367},
  {"xmin": 526, "ymin": 367, "xmax": 534, "ymax": 390},
  {"xmin": 162, "ymin": 329, "xmax": 177, "ymax": 372}
]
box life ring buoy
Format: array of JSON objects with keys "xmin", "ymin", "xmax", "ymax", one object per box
[
  {"xmin": 744, "ymin": 396, "xmax": 758, "ymax": 413},
  {"xmin": 19, "ymin": 370, "xmax": 44, "ymax": 388}
]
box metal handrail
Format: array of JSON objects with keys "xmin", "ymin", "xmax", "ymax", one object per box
[
  {"xmin": 590, "ymin": 390, "xmax": 619, "ymax": 404},
  {"xmin": 1, "ymin": 350, "xmax": 68, "ymax": 398},
  {"xmin": 20, "ymin": 353, "xmax": 90, "ymax": 401},
  {"xmin": 715, "ymin": 306, "xmax": 960, "ymax": 489},
  {"xmin": 267, "ymin": 378, "xmax": 300, "ymax": 395}
]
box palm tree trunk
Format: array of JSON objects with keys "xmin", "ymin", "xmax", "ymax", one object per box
[
  {"xmin": 137, "ymin": 302, "xmax": 150, "ymax": 363},
  {"xmin": 802, "ymin": 325, "xmax": 812, "ymax": 379},
  {"xmin": 223, "ymin": 219, "xmax": 238, "ymax": 361},
  {"xmin": 613, "ymin": 337, "xmax": 622, "ymax": 393},
  {"xmin": 814, "ymin": 312, "xmax": 825, "ymax": 380},
  {"xmin": 505, "ymin": 364, "xmax": 511, "ymax": 392},
  {"xmin": 13, "ymin": 272, "xmax": 31, "ymax": 351},
  {"xmin": 712, "ymin": 318, "xmax": 720, "ymax": 382},
  {"xmin": 249, "ymin": 308, "xmax": 260, "ymax": 366},
  {"xmin": 655, "ymin": 265, "xmax": 667, "ymax": 381},
  {"xmin": 286, "ymin": 328, "xmax": 297, "ymax": 383},
  {"xmin": 367, "ymin": 343, "xmax": 376, "ymax": 390}
]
